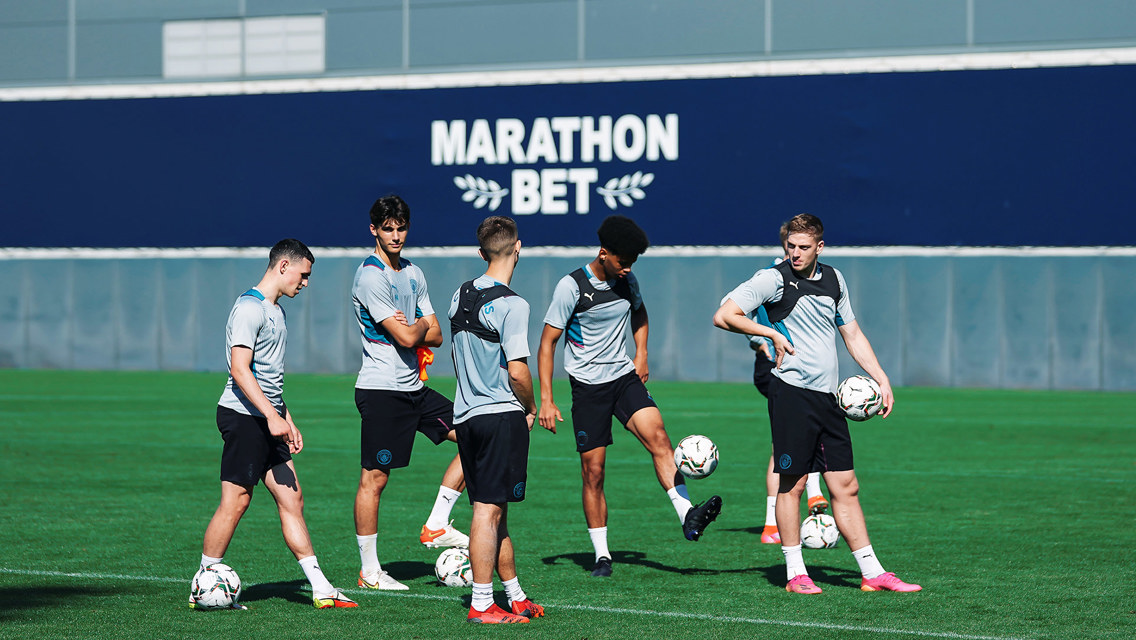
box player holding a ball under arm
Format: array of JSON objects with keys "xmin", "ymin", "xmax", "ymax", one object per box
[{"xmin": 712, "ymin": 214, "xmax": 920, "ymax": 595}]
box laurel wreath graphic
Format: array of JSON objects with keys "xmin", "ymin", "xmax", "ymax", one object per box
[
  {"xmin": 453, "ymin": 174, "xmax": 509, "ymax": 211},
  {"xmin": 597, "ymin": 171, "xmax": 654, "ymax": 210}
]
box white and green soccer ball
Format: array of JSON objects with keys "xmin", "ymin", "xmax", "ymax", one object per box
[
  {"xmin": 836, "ymin": 375, "xmax": 883, "ymax": 421},
  {"xmin": 190, "ymin": 563, "xmax": 242, "ymax": 609},
  {"xmin": 673, "ymin": 434, "xmax": 719, "ymax": 479},
  {"xmin": 435, "ymin": 547, "xmax": 473, "ymax": 587},
  {"xmin": 800, "ymin": 513, "xmax": 840, "ymax": 549}
]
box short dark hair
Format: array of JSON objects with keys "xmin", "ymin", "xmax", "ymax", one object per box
[
  {"xmin": 369, "ymin": 195, "xmax": 411, "ymax": 228},
  {"xmin": 597, "ymin": 215, "xmax": 649, "ymax": 258},
  {"xmin": 477, "ymin": 216, "xmax": 518, "ymax": 259},
  {"xmin": 268, "ymin": 238, "xmax": 314, "ymax": 269},
  {"xmin": 786, "ymin": 213, "xmax": 824, "ymax": 242}
]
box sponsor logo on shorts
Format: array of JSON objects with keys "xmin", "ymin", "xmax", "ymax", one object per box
[
  {"xmin": 575, "ymin": 430, "xmax": 588, "ymax": 447},
  {"xmin": 513, "ymin": 482, "xmax": 525, "ymax": 499},
  {"xmin": 779, "ymin": 454, "xmax": 792, "ymax": 470},
  {"xmin": 376, "ymin": 449, "xmax": 393, "ymax": 465}
]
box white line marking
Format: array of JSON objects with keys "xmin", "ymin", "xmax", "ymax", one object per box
[
  {"xmin": 3, "ymin": 46, "xmax": 1136, "ymax": 101},
  {"xmin": 2, "ymin": 245, "xmax": 1135, "ymax": 261},
  {"xmin": 0, "ymin": 567, "xmax": 1027, "ymax": 640}
]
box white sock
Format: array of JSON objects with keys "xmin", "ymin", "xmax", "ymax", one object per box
[
  {"xmin": 852, "ymin": 544, "xmax": 886, "ymax": 579},
  {"xmin": 667, "ymin": 484, "xmax": 694, "ymax": 522},
  {"xmin": 298, "ymin": 555, "xmax": 336, "ymax": 597},
  {"xmin": 782, "ymin": 544, "xmax": 808, "ymax": 580},
  {"xmin": 357, "ymin": 533, "xmax": 382, "ymax": 577},
  {"xmin": 426, "ymin": 485, "xmax": 463, "ymax": 530},
  {"xmin": 471, "ymin": 582, "xmax": 494, "ymax": 612},
  {"xmin": 200, "ymin": 554, "xmax": 223, "ymax": 569},
  {"xmin": 806, "ymin": 472, "xmax": 822, "ymax": 499},
  {"xmin": 764, "ymin": 496, "xmax": 778, "ymax": 527},
  {"xmin": 502, "ymin": 576, "xmax": 527, "ymax": 604},
  {"xmin": 588, "ymin": 526, "xmax": 610, "ymax": 561}
]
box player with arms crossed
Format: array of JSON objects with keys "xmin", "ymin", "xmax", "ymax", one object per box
[
  {"xmin": 538, "ymin": 215, "xmax": 722, "ymax": 578},
  {"xmin": 196, "ymin": 239, "xmax": 356, "ymax": 609},
  {"xmin": 750, "ymin": 222, "xmax": 830, "ymax": 545},
  {"xmin": 449, "ymin": 216, "xmax": 543, "ymax": 624},
  {"xmin": 352, "ymin": 195, "xmax": 468, "ymax": 593},
  {"xmin": 713, "ymin": 214, "xmax": 920, "ymax": 594}
]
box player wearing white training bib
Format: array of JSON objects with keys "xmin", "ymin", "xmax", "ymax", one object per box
[
  {"xmin": 713, "ymin": 213, "xmax": 921, "ymax": 596},
  {"xmin": 538, "ymin": 215, "xmax": 722, "ymax": 580},
  {"xmin": 351, "ymin": 195, "xmax": 469, "ymax": 595},
  {"xmin": 449, "ymin": 216, "xmax": 543, "ymax": 624},
  {"xmin": 197, "ymin": 239, "xmax": 356, "ymax": 610}
]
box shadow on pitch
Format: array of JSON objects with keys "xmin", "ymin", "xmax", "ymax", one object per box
[
  {"xmin": 540, "ymin": 550, "xmax": 772, "ymax": 577},
  {"xmin": 240, "ymin": 579, "xmax": 312, "ymax": 605},
  {"xmin": 0, "ymin": 584, "xmax": 119, "ymax": 619}
]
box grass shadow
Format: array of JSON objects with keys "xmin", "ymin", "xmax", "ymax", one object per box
[
  {"xmin": 0, "ymin": 584, "xmax": 121, "ymax": 619},
  {"xmin": 540, "ymin": 550, "xmax": 772, "ymax": 577},
  {"xmin": 239, "ymin": 579, "xmax": 310, "ymax": 605}
]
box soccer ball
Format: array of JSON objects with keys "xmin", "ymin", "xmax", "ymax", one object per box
[
  {"xmin": 673, "ymin": 434, "xmax": 719, "ymax": 479},
  {"xmin": 800, "ymin": 513, "xmax": 840, "ymax": 549},
  {"xmin": 190, "ymin": 563, "xmax": 242, "ymax": 609},
  {"xmin": 836, "ymin": 375, "xmax": 883, "ymax": 421},
  {"xmin": 435, "ymin": 547, "xmax": 473, "ymax": 587}
]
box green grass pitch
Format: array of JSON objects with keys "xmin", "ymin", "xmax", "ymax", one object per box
[{"xmin": 1, "ymin": 369, "xmax": 1134, "ymax": 640}]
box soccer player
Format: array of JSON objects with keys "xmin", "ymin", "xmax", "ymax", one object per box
[
  {"xmin": 713, "ymin": 213, "xmax": 921, "ymax": 594},
  {"xmin": 750, "ymin": 223, "xmax": 830, "ymax": 545},
  {"xmin": 196, "ymin": 239, "xmax": 356, "ymax": 609},
  {"xmin": 352, "ymin": 195, "xmax": 468, "ymax": 592},
  {"xmin": 537, "ymin": 215, "xmax": 722, "ymax": 579},
  {"xmin": 449, "ymin": 216, "xmax": 543, "ymax": 624}
]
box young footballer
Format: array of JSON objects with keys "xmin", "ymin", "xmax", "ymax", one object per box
[
  {"xmin": 537, "ymin": 215, "xmax": 722, "ymax": 578},
  {"xmin": 196, "ymin": 239, "xmax": 356, "ymax": 609},
  {"xmin": 449, "ymin": 216, "xmax": 543, "ymax": 624},
  {"xmin": 713, "ymin": 213, "xmax": 921, "ymax": 594},
  {"xmin": 352, "ymin": 195, "xmax": 468, "ymax": 592}
]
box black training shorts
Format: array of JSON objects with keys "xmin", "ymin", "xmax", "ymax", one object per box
[
  {"xmin": 767, "ymin": 375, "xmax": 854, "ymax": 475},
  {"xmin": 753, "ymin": 354, "xmax": 775, "ymax": 398},
  {"xmin": 356, "ymin": 386, "xmax": 454, "ymax": 471},
  {"xmin": 216, "ymin": 405, "xmax": 292, "ymax": 486},
  {"xmin": 568, "ymin": 370, "xmax": 657, "ymax": 453},
  {"xmin": 454, "ymin": 411, "xmax": 530, "ymax": 504}
]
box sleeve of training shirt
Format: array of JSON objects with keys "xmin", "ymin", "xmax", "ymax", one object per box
[
  {"xmin": 414, "ymin": 265, "xmax": 435, "ymax": 318},
  {"xmin": 228, "ymin": 298, "xmax": 265, "ymax": 350},
  {"xmin": 542, "ymin": 274, "xmax": 579, "ymax": 329},
  {"xmin": 722, "ymin": 268, "xmax": 783, "ymax": 315},
  {"xmin": 833, "ymin": 269, "xmax": 856, "ymax": 327},
  {"xmin": 357, "ymin": 267, "xmax": 397, "ymax": 325},
  {"xmin": 625, "ymin": 271, "xmax": 644, "ymax": 312},
  {"xmin": 499, "ymin": 297, "xmax": 531, "ymax": 361}
]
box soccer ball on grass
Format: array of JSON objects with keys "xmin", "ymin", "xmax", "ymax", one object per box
[
  {"xmin": 435, "ymin": 547, "xmax": 473, "ymax": 587},
  {"xmin": 190, "ymin": 563, "xmax": 242, "ymax": 609},
  {"xmin": 800, "ymin": 513, "xmax": 840, "ymax": 549},
  {"xmin": 673, "ymin": 434, "xmax": 719, "ymax": 479},
  {"xmin": 836, "ymin": 375, "xmax": 883, "ymax": 421}
]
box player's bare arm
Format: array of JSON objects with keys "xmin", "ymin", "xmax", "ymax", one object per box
[
  {"xmin": 507, "ymin": 357, "xmax": 538, "ymax": 430},
  {"xmin": 380, "ymin": 313, "xmax": 429, "ymax": 348},
  {"xmin": 838, "ymin": 320, "xmax": 894, "ymax": 418},
  {"xmin": 630, "ymin": 303, "xmax": 651, "ymax": 383},
  {"xmin": 419, "ymin": 313, "xmax": 443, "ymax": 348},
  {"xmin": 230, "ymin": 345, "xmax": 302, "ymax": 453},
  {"xmin": 712, "ymin": 299, "xmax": 795, "ymax": 366},
  {"xmin": 536, "ymin": 323, "xmax": 563, "ymax": 433}
]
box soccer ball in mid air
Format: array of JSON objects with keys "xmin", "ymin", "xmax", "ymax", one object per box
[
  {"xmin": 673, "ymin": 434, "xmax": 719, "ymax": 479},
  {"xmin": 836, "ymin": 375, "xmax": 883, "ymax": 421},
  {"xmin": 190, "ymin": 563, "xmax": 242, "ymax": 609},
  {"xmin": 800, "ymin": 513, "xmax": 840, "ymax": 549},
  {"xmin": 435, "ymin": 547, "xmax": 473, "ymax": 587}
]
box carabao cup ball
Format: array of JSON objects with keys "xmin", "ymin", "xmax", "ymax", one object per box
[
  {"xmin": 674, "ymin": 434, "xmax": 719, "ymax": 479},
  {"xmin": 836, "ymin": 375, "xmax": 883, "ymax": 421}
]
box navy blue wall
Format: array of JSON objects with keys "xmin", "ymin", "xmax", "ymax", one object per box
[{"xmin": 3, "ymin": 64, "xmax": 1134, "ymax": 248}]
